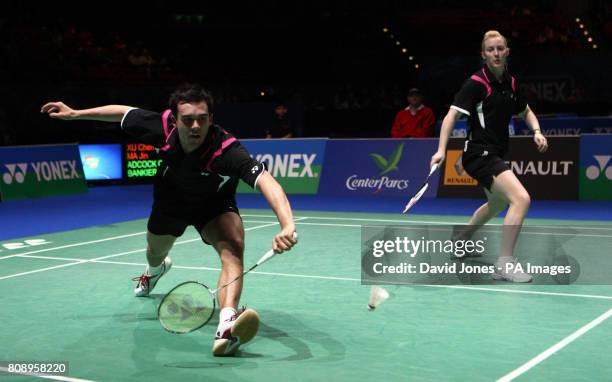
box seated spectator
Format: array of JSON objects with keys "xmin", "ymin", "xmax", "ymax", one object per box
[
  {"xmin": 266, "ymin": 102, "xmax": 293, "ymax": 138},
  {"xmin": 390, "ymin": 88, "xmax": 436, "ymax": 138}
]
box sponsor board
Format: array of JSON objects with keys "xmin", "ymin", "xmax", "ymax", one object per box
[
  {"xmin": 237, "ymin": 139, "xmax": 327, "ymax": 194},
  {"xmin": 579, "ymin": 135, "xmax": 612, "ymax": 200},
  {"xmin": 506, "ymin": 136, "xmax": 579, "ymax": 200},
  {"xmin": 318, "ymin": 139, "xmax": 438, "ymax": 197},
  {"xmin": 0, "ymin": 144, "xmax": 87, "ymax": 201},
  {"xmin": 437, "ymin": 137, "xmax": 579, "ymax": 200},
  {"xmin": 436, "ymin": 138, "xmax": 483, "ymax": 198}
]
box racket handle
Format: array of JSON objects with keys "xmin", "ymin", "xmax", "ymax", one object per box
[
  {"xmin": 429, "ymin": 162, "xmax": 439, "ymax": 176},
  {"xmin": 256, "ymin": 232, "xmax": 298, "ymax": 266},
  {"xmin": 256, "ymin": 249, "xmax": 276, "ymax": 266}
]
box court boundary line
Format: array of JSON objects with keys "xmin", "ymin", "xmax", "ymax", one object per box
[
  {"xmin": 1, "ymin": 216, "xmax": 610, "ymax": 262},
  {"xmin": 0, "ymin": 218, "xmax": 310, "ymax": 261},
  {"xmin": 287, "ymin": 221, "xmax": 612, "ymax": 238},
  {"xmin": 13, "ymin": 254, "xmax": 612, "ymax": 301},
  {"xmin": 497, "ymin": 307, "xmax": 612, "ymax": 381},
  {"xmin": 242, "ymin": 214, "xmax": 612, "ymax": 230},
  {"xmin": 0, "ymin": 231, "xmax": 147, "ymax": 261},
  {"xmin": 0, "ymin": 367, "xmax": 94, "ymax": 382},
  {"xmin": 0, "ymin": 222, "xmax": 281, "ymax": 281}
]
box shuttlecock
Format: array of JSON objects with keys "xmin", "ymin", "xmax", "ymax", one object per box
[{"xmin": 367, "ymin": 286, "xmax": 390, "ymax": 311}]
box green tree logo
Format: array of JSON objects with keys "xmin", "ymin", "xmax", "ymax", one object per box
[{"xmin": 369, "ymin": 143, "xmax": 404, "ymax": 176}]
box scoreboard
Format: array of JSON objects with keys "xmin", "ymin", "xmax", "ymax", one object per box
[{"xmin": 124, "ymin": 143, "xmax": 162, "ymax": 179}]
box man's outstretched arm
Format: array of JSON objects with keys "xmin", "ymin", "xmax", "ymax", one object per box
[{"xmin": 41, "ymin": 102, "xmax": 133, "ymax": 122}]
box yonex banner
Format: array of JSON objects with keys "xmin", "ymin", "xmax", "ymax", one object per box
[
  {"xmin": 579, "ymin": 135, "xmax": 612, "ymax": 200},
  {"xmin": 237, "ymin": 138, "xmax": 327, "ymax": 194},
  {"xmin": 318, "ymin": 139, "xmax": 439, "ymax": 197},
  {"xmin": 0, "ymin": 144, "xmax": 87, "ymax": 201}
]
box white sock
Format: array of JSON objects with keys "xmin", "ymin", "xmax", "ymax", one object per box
[
  {"xmin": 220, "ymin": 307, "xmax": 237, "ymax": 323},
  {"xmin": 148, "ymin": 263, "xmax": 163, "ymax": 276},
  {"xmin": 496, "ymin": 256, "xmax": 515, "ymax": 264}
]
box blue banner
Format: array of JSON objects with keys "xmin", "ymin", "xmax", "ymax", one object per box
[{"xmin": 318, "ymin": 139, "xmax": 439, "ymax": 197}]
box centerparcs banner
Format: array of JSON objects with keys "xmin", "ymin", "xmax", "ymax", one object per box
[
  {"xmin": 317, "ymin": 139, "xmax": 439, "ymax": 197},
  {"xmin": 0, "ymin": 144, "xmax": 87, "ymax": 201},
  {"xmin": 237, "ymin": 138, "xmax": 327, "ymax": 194}
]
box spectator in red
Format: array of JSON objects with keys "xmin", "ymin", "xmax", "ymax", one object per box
[{"xmin": 390, "ymin": 88, "xmax": 436, "ymax": 138}]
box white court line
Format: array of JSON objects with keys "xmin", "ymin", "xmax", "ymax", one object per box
[
  {"xmin": 0, "ymin": 231, "xmax": 147, "ymax": 261},
  {"xmin": 16, "ymin": 255, "xmax": 612, "ymax": 301},
  {"xmin": 243, "ymin": 214, "xmax": 612, "ymax": 230},
  {"xmin": 0, "ymin": 218, "xmax": 305, "ymax": 261},
  {"xmin": 497, "ymin": 307, "xmax": 612, "ymax": 382},
  {"xmin": 0, "ymin": 367, "xmax": 94, "ymax": 382},
  {"xmin": 0, "ymin": 222, "xmax": 280, "ymax": 281},
  {"xmin": 248, "ymin": 219, "xmax": 612, "ymax": 238}
]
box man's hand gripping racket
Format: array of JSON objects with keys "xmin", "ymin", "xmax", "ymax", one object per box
[
  {"xmin": 157, "ymin": 232, "xmax": 298, "ymax": 334},
  {"xmin": 402, "ymin": 163, "xmax": 439, "ymax": 214}
]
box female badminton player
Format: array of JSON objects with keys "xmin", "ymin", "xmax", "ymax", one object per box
[
  {"xmin": 430, "ymin": 30, "xmax": 548, "ymax": 282},
  {"xmin": 41, "ymin": 83, "xmax": 298, "ymax": 355}
]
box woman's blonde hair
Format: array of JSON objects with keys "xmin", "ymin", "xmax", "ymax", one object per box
[{"xmin": 481, "ymin": 30, "xmax": 508, "ymax": 51}]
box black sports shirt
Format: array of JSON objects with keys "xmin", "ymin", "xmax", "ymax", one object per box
[
  {"xmin": 451, "ymin": 65, "xmax": 527, "ymax": 155},
  {"xmin": 121, "ymin": 108, "xmax": 265, "ymax": 207}
]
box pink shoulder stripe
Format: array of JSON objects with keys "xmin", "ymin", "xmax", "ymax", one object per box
[
  {"xmin": 161, "ymin": 109, "xmax": 172, "ymax": 138},
  {"xmin": 481, "ymin": 68, "xmax": 490, "ymax": 83},
  {"xmin": 206, "ymin": 137, "xmax": 237, "ymax": 172},
  {"xmin": 511, "ymin": 76, "xmax": 516, "ymax": 92},
  {"xmin": 470, "ymin": 75, "xmax": 492, "ymax": 98}
]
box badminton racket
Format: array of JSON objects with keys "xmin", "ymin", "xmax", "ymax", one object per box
[
  {"xmin": 402, "ymin": 163, "xmax": 439, "ymax": 214},
  {"xmin": 157, "ymin": 232, "xmax": 297, "ymax": 334}
]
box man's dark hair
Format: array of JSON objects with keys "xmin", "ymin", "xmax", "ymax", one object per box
[{"xmin": 169, "ymin": 83, "xmax": 214, "ymax": 116}]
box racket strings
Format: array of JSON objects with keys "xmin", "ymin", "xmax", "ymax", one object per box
[{"xmin": 158, "ymin": 282, "xmax": 215, "ymax": 333}]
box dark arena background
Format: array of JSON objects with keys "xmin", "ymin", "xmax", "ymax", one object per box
[{"xmin": 1, "ymin": 1, "xmax": 611, "ymax": 381}]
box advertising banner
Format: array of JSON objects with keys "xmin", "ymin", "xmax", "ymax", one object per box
[
  {"xmin": 318, "ymin": 139, "xmax": 438, "ymax": 197},
  {"xmin": 506, "ymin": 136, "xmax": 579, "ymax": 200},
  {"xmin": 237, "ymin": 139, "xmax": 327, "ymax": 194},
  {"xmin": 437, "ymin": 137, "xmax": 579, "ymax": 200},
  {"xmin": 436, "ymin": 138, "xmax": 484, "ymax": 198},
  {"xmin": 0, "ymin": 144, "xmax": 87, "ymax": 201},
  {"xmin": 579, "ymin": 135, "xmax": 612, "ymax": 200}
]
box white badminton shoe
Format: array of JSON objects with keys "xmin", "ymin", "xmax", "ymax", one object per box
[
  {"xmin": 133, "ymin": 257, "xmax": 173, "ymax": 297},
  {"xmin": 212, "ymin": 308, "xmax": 260, "ymax": 357},
  {"xmin": 493, "ymin": 257, "xmax": 533, "ymax": 283}
]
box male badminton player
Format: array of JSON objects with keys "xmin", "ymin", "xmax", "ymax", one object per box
[
  {"xmin": 430, "ymin": 31, "xmax": 548, "ymax": 282},
  {"xmin": 41, "ymin": 83, "xmax": 297, "ymax": 355}
]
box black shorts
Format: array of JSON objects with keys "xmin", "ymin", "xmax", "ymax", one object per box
[
  {"xmin": 461, "ymin": 147, "xmax": 509, "ymax": 191},
  {"xmin": 147, "ymin": 198, "xmax": 240, "ymax": 243}
]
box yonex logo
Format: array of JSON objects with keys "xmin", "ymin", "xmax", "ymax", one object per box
[
  {"xmin": 370, "ymin": 143, "xmax": 403, "ymax": 176},
  {"xmin": 586, "ymin": 155, "xmax": 612, "ymax": 180},
  {"xmin": 2, "ymin": 161, "xmax": 80, "ymax": 184},
  {"xmin": 253, "ymin": 154, "xmax": 316, "ymax": 178},
  {"xmin": 2, "ymin": 163, "xmax": 28, "ymax": 184}
]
